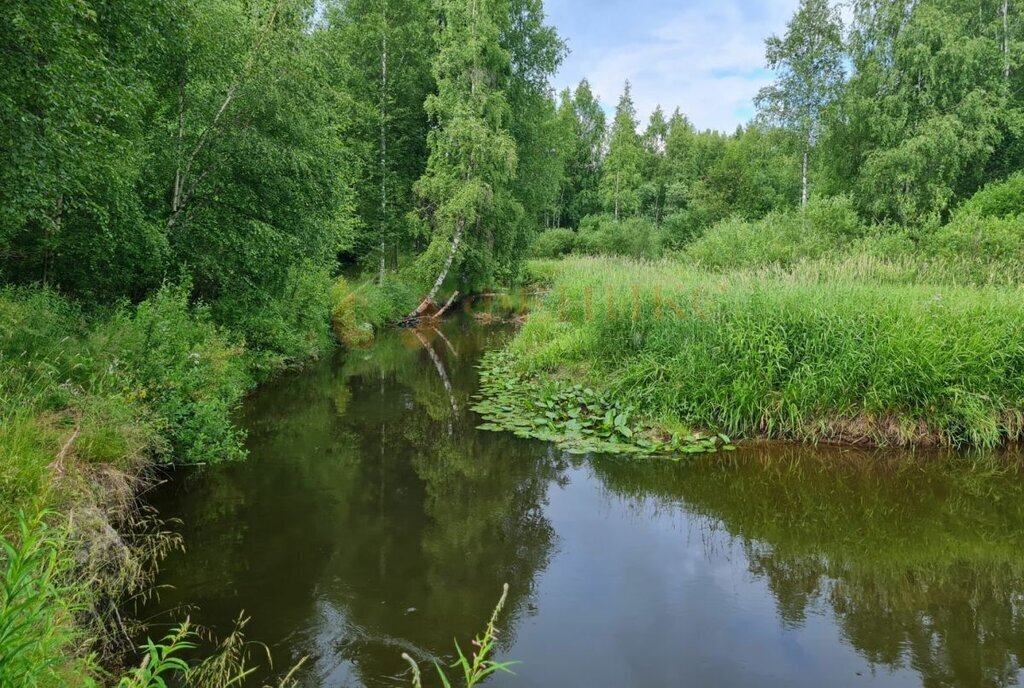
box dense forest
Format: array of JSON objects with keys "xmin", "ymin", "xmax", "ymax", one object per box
[{"xmin": 2, "ymin": 0, "xmax": 1024, "ymax": 685}]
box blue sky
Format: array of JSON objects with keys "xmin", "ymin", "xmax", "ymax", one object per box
[{"xmin": 544, "ymin": 0, "xmax": 800, "ymax": 132}]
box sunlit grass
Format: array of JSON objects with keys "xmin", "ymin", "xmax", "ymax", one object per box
[{"xmin": 512, "ymin": 255, "xmax": 1024, "ymax": 447}]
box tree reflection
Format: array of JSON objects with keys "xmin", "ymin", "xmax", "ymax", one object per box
[
  {"xmin": 591, "ymin": 445, "xmax": 1024, "ymax": 687},
  {"xmin": 145, "ymin": 317, "xmax": 559, "ymax": 687}
]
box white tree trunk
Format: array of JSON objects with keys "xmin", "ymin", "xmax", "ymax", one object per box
[
  {"xmin": 1004, "ymin": 0, "xmax": 1011, "ymax": 80},
  {"xmin": 168, "ymin": 0, "xmax": 285, "ymax": 230},
  {"xmin": 614, "ymin": 170, "xmax": 620, "ymax": 220},
  {"xmin": 408, "ymin": 218, "xmax": 464, "ymax": 319},
  {"xmin": 801, "ymin": 148, "xmax": 808, "ymax": 209}
]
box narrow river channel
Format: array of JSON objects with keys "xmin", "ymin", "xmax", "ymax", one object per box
[{"xmin": 142, "ymin": 306, "xmax": 1024, "ymax": 687}]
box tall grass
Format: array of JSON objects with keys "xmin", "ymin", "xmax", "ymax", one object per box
[
  {"xmin": 0, "ymin": 284, "xmax": 269, "ymax": 682},
  {"xmin": 403, "ymin": 584, "xmax": 516, "ymax": 688},
  {"xmin": 0, "ymin": 511, "xmax": 87, "ymax": 687},
  {"xmin": 510, "ymin": 256, "xmax": 1024, "ymax": 447}
]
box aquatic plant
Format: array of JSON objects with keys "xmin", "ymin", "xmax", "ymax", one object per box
[
  {"xmin": 472, "ymin": 351, "xmax": 734, "ymax": 457},
  {"xmin": 403, "ymin": 584, "xmax": 517, "ymax": 688}
]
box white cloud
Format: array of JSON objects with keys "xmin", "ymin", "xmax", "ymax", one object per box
[{"xmin": 550, "ymin": 0, "xmax": 800, "ymax": 132}]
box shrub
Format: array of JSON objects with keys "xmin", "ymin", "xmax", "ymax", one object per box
[
  {"xmin": 211, "ymin": 261, "xmax": 335, "ymax": 370},
  {"xmin": 331, "ymin": 276, "xmax": 374, "ymax": 347},
  {"xmin": 575, "ymin": 214, "xmax": 665, "ymax": 259},
  {"xmin": 529, "ymin": 228, "xmax": 577, "ymax": 258},
  {"xmin": 804, "ymin": 194, "xmax": 864, "ymax": 238},
  {"xmin": 684, "ymin": 196, "xmax": 865, "ymax": 271},
  {"xmin": 520, "ymin": 259, "xmax": 562, "ymax": 286},
  {"xmin": 102, "ymin": 285, "xmax": 250, "ymax": 465},
  {"xmin": 661, "ymin": 210, "xmax": 705, "ymax": 248},
  {"xmin": 330, "ymin": 271, "xmax": 422, "ymax": 347},
  {"xmin": 927, "ymin": 214, "xmax": 1024, "ymax": 264},
  {"xmin": 684, "ymin": 212, "xmax": 829, "ymax": 269},
  {"xmin": 956, "ymin": 172, "xmax": 1024, "ymax": 220}
]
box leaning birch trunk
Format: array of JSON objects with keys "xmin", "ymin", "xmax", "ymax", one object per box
[{"xmin": 407, "ymin": 218, "xmax": 464, "ymax": 320}]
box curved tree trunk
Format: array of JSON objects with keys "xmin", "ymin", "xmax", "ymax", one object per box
[{"xmin": 407, "ymin": 217, "xmax": 464, "ymax": 319}]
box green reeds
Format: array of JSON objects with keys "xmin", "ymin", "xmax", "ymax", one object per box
[{"xmin": 509, "ymin": 256, "xmax": 1024, "ymax": 447}]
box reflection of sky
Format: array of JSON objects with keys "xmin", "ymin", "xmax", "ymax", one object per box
[
  {"xmin": 545, "ymin": 0, "xmax": 799, "ymax": 132},
  {"xmin": 499, "ymin": 463, "xmax": 920, "ymax": 688}
]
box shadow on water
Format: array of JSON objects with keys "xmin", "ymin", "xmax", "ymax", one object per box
[{"xmin": 141, "ymin": 307, "xmax": 1024, "ymax": 688}]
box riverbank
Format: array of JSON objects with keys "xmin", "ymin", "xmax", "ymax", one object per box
[
  {"xmin": 0, "ymin": 282, "xmax": 350, "ymax": 684},
  {"xmin": 501, "ymin": 256, "xmax": 1024, "ymax": 448}
]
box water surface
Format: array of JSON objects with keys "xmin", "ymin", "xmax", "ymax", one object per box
[{"xmin": 144, "ymin": 311, "xmax": 1024, "ymax": 687}]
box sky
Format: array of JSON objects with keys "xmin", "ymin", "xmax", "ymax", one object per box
[{"xmin": 544, "ymin": 0, "xmax": 800, "ymax": 132}]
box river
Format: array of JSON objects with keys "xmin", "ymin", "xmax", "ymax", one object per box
[{"xmin": 141, "ymin": 306, "xmax": 1024, "ymax": 687}]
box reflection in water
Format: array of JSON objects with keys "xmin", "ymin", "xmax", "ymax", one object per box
[
  {"xmin": 143, "ymin": 313, "xmax": 1024, "ymax": 688},
  {"xmin": 594, "ymin": 449, "xmax": 1024, "ymax": 687}
]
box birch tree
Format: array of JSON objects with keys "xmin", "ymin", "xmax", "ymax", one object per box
[
  {"xmin": 408, "ymin": 0, "xmax": 518, "ymax": 318},
  {"xmin": 599, "ymin": 82, "xmax": 644, "ymax": 220},
  {"xmin": 755, "ymin": 0, "xmax": 844, "ymax": 208}
]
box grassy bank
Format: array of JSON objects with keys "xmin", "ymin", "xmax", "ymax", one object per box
[
  {"xmin": 508, "ymin": 256, "xmax": 1024, "ymax": 448},
  {"xmin": 0, "ymin": 281, "xmax": 344, "ymax": 685}
]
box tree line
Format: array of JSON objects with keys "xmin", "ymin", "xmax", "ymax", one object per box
[
  {"xmin": 2, "ymin": 0, "xmax": 1022, "ymax": 345},
  {"xmin": 550, "ymin": 0, "xmax": 1023, "ymax": 250},
  {"xmin": 1, "ymin": 0, "xmax": 563, "ymax": 354}
]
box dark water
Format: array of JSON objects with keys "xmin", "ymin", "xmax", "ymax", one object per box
[{"xmin": 143, "ymin": 311, "xmax": 1024, "ymax": 688}]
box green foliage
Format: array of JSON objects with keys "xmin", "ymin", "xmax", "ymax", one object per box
[
  {"xmin": 0, "ymin": 285, "xmax": 251, "ymax": 526},
  {"xmin": 928, "ymin": 214, "xmax": 1024, "ymax": 265},
  {"xmin": 575, "ymin": 215, "xmax": 665, "ymax": 260},
  {"xmin": 330, "ymin": 277, "xmax": 374, "ymax": 348},
  {"xmin": 213, "ymin": 261, "xmax": 335, "ymax": 372},
  {"xmin": 0, "ymin": 512, "xmax": 87, "ymax": 688},
  {"xmin": 955, "ymin": 172, "xmax": 1024, "ymax": 220},
  {"xmin": 403, "ymin": 584, "xmax": 517, "ymax": 688},
  {"xmin": 0, "ymin": 0, "xmax": 352, "ymax": 360},
  {"xmin": 528, "ymin": 228, "xmax": 577, "ymax": 258},
  {"xmin": 506, "ymin": 256, "xmax": 1024, "ymax": 448},
  {"xmin": 551, "ymin": 81, "xmax": 605, "ymax": 227},
  {"xmin": 598, "ymin": 82, "xmax": 645, "ymax": 219},
  {"xmin": 473, "ymin": 351, "xmax": 734, "ymax": 456},
  {"xmin": 320, "ymin": 0, "xmax": 433, "ymax": 272},
  {"xmin": 821, "ymin": 0, "xmax": 1023, "ymax": 224},
  {"xmin": 103, "ymin": 285, "xmax": 250, "ymax": 465},
  {"xmin": 684, "ymin": 196, "xmax": 865, "ymax": 270}
]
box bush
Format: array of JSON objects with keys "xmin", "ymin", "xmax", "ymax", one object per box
[
  {"xmin": 927, "ymin": 214, "xmax": 1024, "ymax": 263},
  {"xmin": 804, "ymin": 194, "xmax": 864, "ymax": 238},
  {"xmin": 102, "ymin": 285, "xmax": 250, "ymax": 465},
  {"xmin": 331, "ymin": 277, "xmax": 374, "ymax": 347},
  {"xmin": 956, "ymin": 172, "xmax": 1024, "ymax": 220},
  {"xmin": 684, "ymin": 196, "xmax": 865, "ymax": 270},
  {"xmin": 211, "ymin": 261, "xmax": 335, "ymax": 371},
  {"xmin": 330, "ymin": 271, "xmax": 422, "ymax": 347},
  {"xmin": 529, "ymin": 228, "xmax": 577, "ymax": 258},
  {"xmin": 575, "ymin": 215, "xmax": 665, "ymax": 259},
  {"xmin": 661, "ymin": 210, "xmax": 706, "ymax": 248}
]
